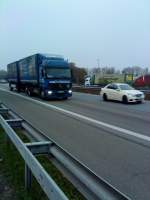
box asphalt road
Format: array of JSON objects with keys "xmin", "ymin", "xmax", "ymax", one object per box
[{"xmin": 0, "ymin": 84, "xmax": 150, "ymax": 200}]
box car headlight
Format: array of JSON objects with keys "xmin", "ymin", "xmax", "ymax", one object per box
[{"xmin": 127, "ymin": 93, "xmax": 135, "ymax": 97}]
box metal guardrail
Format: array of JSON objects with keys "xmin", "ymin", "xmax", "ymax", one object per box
[
  {"xmin": 0, "ymin": 108, "xmax": 68, "ymax": 200},
  {"xmin": 0, "ymin": 103, "xmax": 131, "ymax": 200},
  {"xmin": 0, "ymin": 79, "xmax": 8, "ymax": 84}
]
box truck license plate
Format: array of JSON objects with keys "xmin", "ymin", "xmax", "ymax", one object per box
[{"xmin": 58, "ymin": 91, "xmax": 64, "ymax": 93}]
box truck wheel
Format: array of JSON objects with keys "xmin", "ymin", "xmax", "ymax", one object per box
[
  {"xmin": 40, "ymin": 90, "xmax": 46, "ymax": 99},
  {"xmin": 16, "ymin": 85, "xmax": 21, "ymax": 93}
]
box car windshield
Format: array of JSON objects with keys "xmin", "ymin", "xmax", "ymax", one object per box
[
  {"xmin": 45, "ymin": 67, "xmax": 71, "ymax": 78},
  {"xmin": 119, "ymin": 84, "xmax": 134, "ymax": 90}
]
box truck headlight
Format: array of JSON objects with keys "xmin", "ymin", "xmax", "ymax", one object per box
[
  {"xmin": 48, "ymin": 91, "xmax": 52, "ymax": 95},
  {"xmin": 68, "ymin": 90, "xmax": 72, "ymax": 94}
]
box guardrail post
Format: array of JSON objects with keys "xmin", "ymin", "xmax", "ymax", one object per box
[{"xmin": 25, "ymin": 164, "xmax": 32, "ymax": 190}]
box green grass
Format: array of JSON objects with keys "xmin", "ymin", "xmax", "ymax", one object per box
[{"xmin": 0, "ymin": 126, "xmax": 85, "ymax": 200}]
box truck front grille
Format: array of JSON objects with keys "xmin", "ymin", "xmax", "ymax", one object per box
[{"xmin": 49, "ymin": 83, "xmax": 71, "ymax": 90}]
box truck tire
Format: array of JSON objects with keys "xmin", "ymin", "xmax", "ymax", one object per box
[
  {"xmin": 40, "ymin": 90, "xmax": 46, "ymax": 100},
  {"xmin": 16, "ymin": 84, "xmax": 21, "ymax": 93}
]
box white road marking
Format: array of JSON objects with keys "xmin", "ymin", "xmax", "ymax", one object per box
[{"xmin": 0, "ymin": 87, "xmax": 150, "ymax": 143}]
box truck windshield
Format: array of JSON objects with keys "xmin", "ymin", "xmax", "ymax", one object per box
[{"xmin": 45, "ymin": 67, "xmax": 71, "ymax": 78}]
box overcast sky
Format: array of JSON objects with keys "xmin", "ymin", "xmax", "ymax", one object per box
[{"xmin": 0, "ymin": 0, "xmax": 150, "ymax": 70}]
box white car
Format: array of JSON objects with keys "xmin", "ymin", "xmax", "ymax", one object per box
[{"xmin": 101, "ymin": 83, "xmax": 145, "ymax": 103}]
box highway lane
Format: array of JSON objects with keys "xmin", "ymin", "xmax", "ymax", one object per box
[
  {"xmin": 1, "ymin": 84, "xmax": 150, "ymax": 136},
  {"xmin": 48, "ymin": 92, "xmax": 150, "ymax": 136},
  {"xmin": 0, "ymin": 85, "xmax": 150, "ymax": 199}
]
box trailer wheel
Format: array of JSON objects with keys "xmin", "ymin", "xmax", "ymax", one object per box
[
  {"xmin": 16, "ymin": 85, "xmax": 21, "ymax": 93},
  {"xmin": 25, "ymin": 88, "xmax": 32, "ymax": 96},
  {"xmin": 10, "ymin": 87, "xmax": 13, "ymax": 91},
  {"xmin": 27, "ymin": 89, "xmax": 32, "ymax": 96},
  {"xmin": 25, "ymin": 87, "xmax": 28, "ymax": 95},
  {"xmin": 9, "ymin": 84, "xmax": 13, "ymax": 91}
]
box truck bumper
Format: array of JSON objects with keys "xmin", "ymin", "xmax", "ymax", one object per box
[{"xmin": 45, "ymin": 90, "xmax": 72, "ymax": 99}]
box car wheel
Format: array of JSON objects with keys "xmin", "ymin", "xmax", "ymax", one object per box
[
  {"xmin": 103, "ymin": 93, "xmax": 108, "ymax": 101},
  {"xmin": 122, "ymin": 95, "xmax": 128, "ymax": 104}
]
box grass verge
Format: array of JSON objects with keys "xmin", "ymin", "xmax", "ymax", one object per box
[{"xmin": 0, "ymin": 126, "xmax": 85, "ymax": 200}]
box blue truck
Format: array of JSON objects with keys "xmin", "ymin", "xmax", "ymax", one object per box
[{"xmin": 7, "ymin": 54, "xmax": 72, "ymax": 99}]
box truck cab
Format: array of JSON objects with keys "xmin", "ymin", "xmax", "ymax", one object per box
[
  {"xmin": 38, "ymin": 55, "xmax": 72, "ymax": 99},
  {"xmin": 84, "ymin": 77, "xmax": 91, "ymax": 87},
  {"xmin": 7, "ymin": 54, "xmax": 72, "ymax": 100}
]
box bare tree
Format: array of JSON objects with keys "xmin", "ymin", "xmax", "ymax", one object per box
[
  {"xmin": 0, "ymin": 69, "xmax": 7, "ymax": 79},
  {"xmin": 69, "ymin": 63, "xmax": 87, "ymax": 85},
  {"xmin": 122, "ymin": 66, "xmax": 148, "ymax": 76}
]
